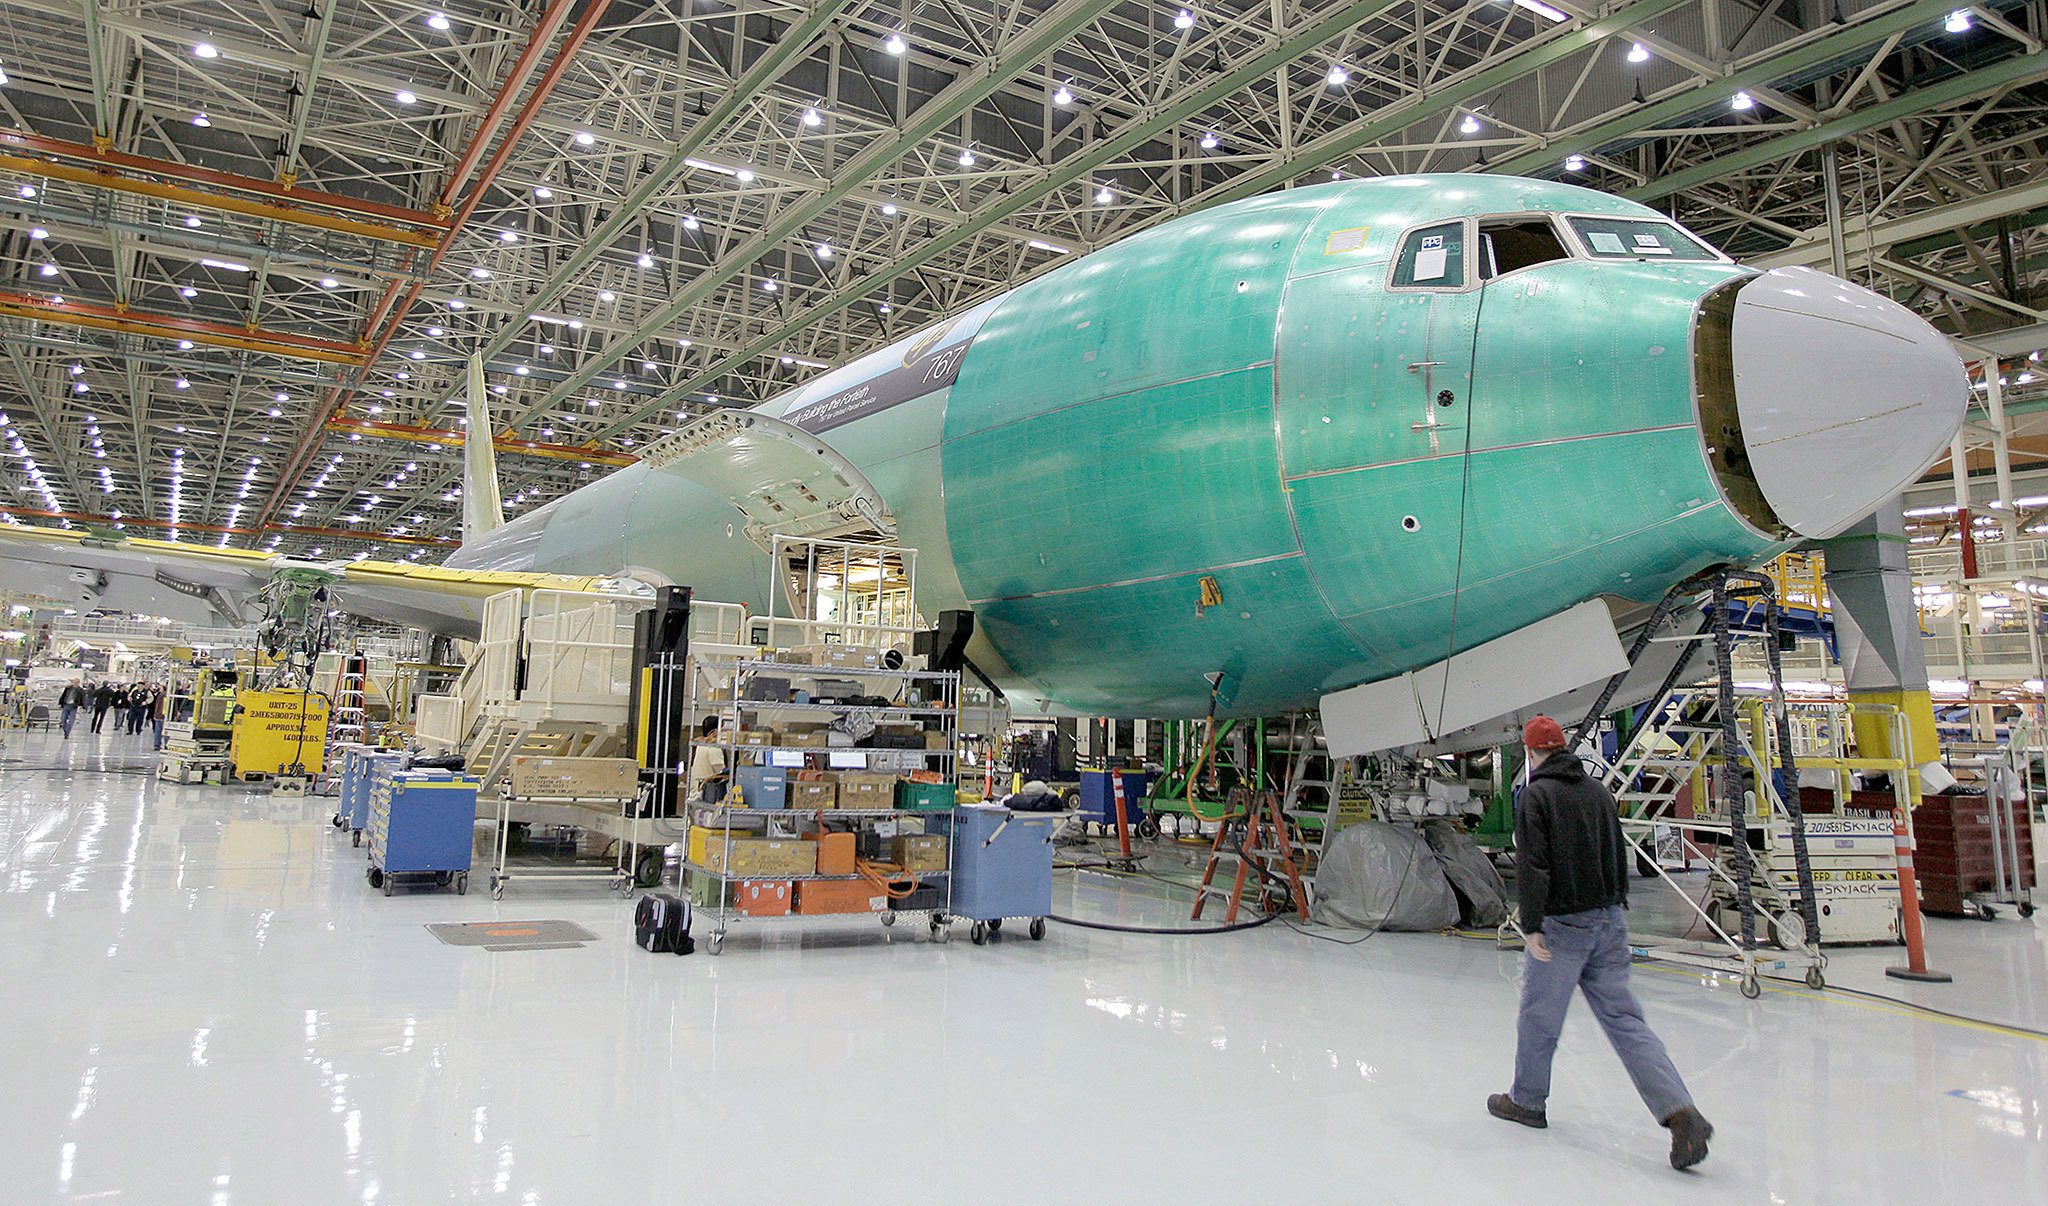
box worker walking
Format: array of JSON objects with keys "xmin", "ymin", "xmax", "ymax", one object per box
[
  {"xmin": 58, "ymin": 679, "xmax": 87, "ymax": 738},
  {"xmin": 1489, "ymin": 715, "xmax": 1713, "ymax": 1171},
  {"xmin": 90, "ymin": 681, "xmax": 116, "ymax": 734}
]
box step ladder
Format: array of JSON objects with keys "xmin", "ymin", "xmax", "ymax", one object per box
[
  {"xmin": 329, "ymin": 653, "xmax": 369, "ymax": 748},
  {"xmin": 1190, "ymin": 787, "xmax": 1310, "ymax": 923}
]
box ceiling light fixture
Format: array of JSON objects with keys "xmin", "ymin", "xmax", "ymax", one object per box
[
  {"xmin": 1175, "ymin": 9, "xmax": 1195, "ymax": 30},
  {"xmin": 27, "ymin": 226, "xmax": 45, "ymax": 239},
  {"xmin": 193, "ymin": 43, "xmax": 219, "ymax": 59},
  {"xmin": 319, "ymin": 277, "xmax": 339, "ymax": 288},
  {"xmin": 1327, "ymin": 65, "xmax": 1349, "ymax": 87},
  {"xmin": 1945, "ymin": 9, "xmax": 1972, "ymax": 32},
  {"xmin": 427, "ymin": 12, "xmax": 451, "ymax": 31},
  {"xmin": 1511, "ymin": 0, "xmax": 1569, "ymax": 21},
  {"xmin": 574, "ymin": 131, "xmax": 596, "ymax": 146},
  {"xmin": 957, "ymin": 148, "xmax": 977, "ymax": 166},
  {"xmin": 815, "ymin": 243, "xmax": 833, "ymax": 259},
  {"xmin": 1459, "ymin": 113, "xmax": 1481, "ymax": 134},
  {"xmin": 683, "ymin": 214, "xmax": 700, "ymax": 230},
  {"xmin": 1627, "ymin": 42, "xmax": 1651, "ymax": 63},
  {"xmin": 1565, "ymin": 154, "xmax": 1586, "ymax": 172},
  {"xmin": 884, "ymin": 32, "xmax": 907, "ymax": 55},
  {"xmin": 638, "ymin": 252, "xmax": 655, "ymax": 268},
  {"xmin": 1053, "ymin": 84, "xmax": 1072, "ymax": 106},
  {"xmin": 1200, "ymin": 131, "xmax": 1219, "ymax": 150},
  {"xmin": 802, "ymin": 106, "xmax": 822, "ymax": 127},
  {"xmin": 533, "ymin": 184, "xmax": 552, "ymax": 199},
  {"xmin": 191, "ymin": 112, "xmax": 211, "ymax": 127},
  {"xmin": 395, "ymin": 89, "xmax": 417, "ymax": 105},
  {"xmin": 179, "ymin": 286, "xmax": 198, "ymax": 298},
  {"xmin": 1730, "ymin": 91, "xmax": 1755, "ymax": 111}
]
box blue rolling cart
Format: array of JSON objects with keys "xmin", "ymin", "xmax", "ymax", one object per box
[
  {"xmin": 1077, "ymin": 769, "xmax": 1153, "ymax": 830},
  {"xmin": 367, "ymin": 770, "xmax": 479, "ymax": 896},
  {"xmin": 935, "ymin": 804, "xmax": 1064, "ymax": 944},
  {"xmin": 334, "ymin": 749, "xmax": 405, "ymax": 848}
]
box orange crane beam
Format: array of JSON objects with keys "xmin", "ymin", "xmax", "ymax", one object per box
[
  {"xmin": 0, "ymin": 506, "xmax": 458, "ymax": 548},
  {"xmin": 325, "ymin": 416, "xmax": 638, "ymax": 467},
  {"xmin": 0, "ymin": 290, "xmax": 366, "ymax": 366},
  {"xmin": 0, "ymin": 129, "xmax": 448, "ymax": 239}
]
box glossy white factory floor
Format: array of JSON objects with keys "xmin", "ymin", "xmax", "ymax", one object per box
[{"xmin": 2, "ymin": 730, "xmax": 2043, "ymax": 1205}]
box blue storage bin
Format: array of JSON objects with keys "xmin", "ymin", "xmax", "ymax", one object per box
[
  {"xmin": 935, "ymin": 806, "xmax": 1058, "ymax": 922},
  {"xmin": 343, "ymin": 751, "xmax": 407, "ymax": 842},
  {"xmin": 733, "ymin": 765, "xmax": 788, "ymax": 808},
  {"xmin": 1077, "ymin": 769, "xmax": 1151, "ymax": 826},
  {"xmin": 368, "ymin": 775, "xmax": 478, "ymax": 894}
]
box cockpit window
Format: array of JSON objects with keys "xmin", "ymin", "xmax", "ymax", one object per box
[
  {"xmin": 1478, "ymin": 217, "xmax": 1570, "ymax": 280},
  {"xmin": 1391, "ymin": 221, "xmax": 1466, "ymax": 289},
  {"xmin": 1566, "ymin": 216, "xmax": 1718, "ymax": 262}
]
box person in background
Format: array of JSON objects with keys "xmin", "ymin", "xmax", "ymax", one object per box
[
  {"xmin": 126, "ymin": 683, "xmax": 150, "ymax": 735},
  {"xmin": 58, "ymin": 679, "xmax": 88, "ymax": 738},
  {"xmin": 90, "ymin": 680, "xmax": 116, "ymax": 734},
  {"xmin": 690, "ymin": 715, "xmax": 730, "ymax": 803},
  {"xmin": 150, "ymin": 685, "xmax": 169, "ymax": 750},
  {"xmin": 1489, "ymin": 715, "xmax": 1713, "ymax": 1172}
]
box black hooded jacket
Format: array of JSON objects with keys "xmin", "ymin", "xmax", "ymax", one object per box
[{"xmin": 1515, "ymin": 752, "xmax": 1629, "ymax": 933}]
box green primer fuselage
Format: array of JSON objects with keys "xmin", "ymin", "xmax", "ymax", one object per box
[{"xmin": 450, "ymin": 176, "xmax": 1783, "ymax": 717}]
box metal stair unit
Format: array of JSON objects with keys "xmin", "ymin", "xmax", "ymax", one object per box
[
  {"xmin": 1277, "ymin": 713, "xmax": 1342, "ymax": 901},
  {"xmin": 1571, "ymin": 569, "xmax": 1827, "ymax": 997}
]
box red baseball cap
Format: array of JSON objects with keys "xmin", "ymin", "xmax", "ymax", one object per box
[{"xmin": 1523, "ymin": 716, "xmax": 1568, "ymax": 751}]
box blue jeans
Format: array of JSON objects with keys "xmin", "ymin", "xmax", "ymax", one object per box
[
  {"xmin": 1512, "ymin": 905, "xmax": 1693, "ymax": 1121},
  {"xmin": 60, "ymin": 705, "xmax": 78, "ymax": 737}
]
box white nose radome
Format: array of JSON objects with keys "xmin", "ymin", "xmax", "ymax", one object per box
[{"xmin": 1729, "ymin": 266, "xmax": 1967, "ymax": 539}]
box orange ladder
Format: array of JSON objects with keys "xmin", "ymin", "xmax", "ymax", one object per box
[{"xmin": 1190, "ymin": 787, "xmax": 1309, "ymax": 922}]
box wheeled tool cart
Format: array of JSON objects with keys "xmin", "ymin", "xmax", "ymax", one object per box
[
  {"xmin": 367, "ymin": 770, "xmax": 479, "ymax": 896},
  {"xmin": 935, "ymin": 804, "xmax": 1065, "ymax": 944},
  {"xmin": 681, "ymin": 652, "xmax": 962, "ymax": 953},
  {"xmin": 334, "ymin": 748, "xmax": 405, "ymax": 848}
]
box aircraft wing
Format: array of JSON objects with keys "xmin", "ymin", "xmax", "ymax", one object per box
[{"xmin": 0, "ymin": 521, "xmax": 629, "ymax": 635}]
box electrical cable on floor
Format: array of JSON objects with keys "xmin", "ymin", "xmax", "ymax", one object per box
[
  {"xmin": 1047, "ymin": 912, "xmax": 1280, "ymax": 935},
  {"xmin": 1806, "ymin": 981, "xmax": 2048, "ymax": 1040}
]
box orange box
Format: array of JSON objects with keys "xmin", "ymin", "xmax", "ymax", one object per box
[
  {"xmin": 815, "ymin": 832, "xmax": 856, "ymax": 876},
  {"xmin": 796, "ymin": 879, "xmax": 887, "ymax": 915},
  {"xmin": 736, "ymin": 880, "xmax": 792, "ymax": 916}
]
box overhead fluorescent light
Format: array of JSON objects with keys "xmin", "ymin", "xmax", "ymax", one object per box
[
  {"xmin": 1026, "ymin": 239, "xmax": 1071, "ymax": 254},
  {"xmin": 1512, "ymin": 0, "xmax": 1569, "ymax": 20},
  {"xmin": 200, "ymin": 257, "xmax": 252, "ymax": 272}
]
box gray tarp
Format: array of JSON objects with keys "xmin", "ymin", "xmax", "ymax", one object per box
[
  {"xmin": 1310, "ymin": 821, "xmax": 1459, "ymax": 931},
  {"xmin": 1422, "ymin": 818, "xmax": 1510, "ymax": 928}
]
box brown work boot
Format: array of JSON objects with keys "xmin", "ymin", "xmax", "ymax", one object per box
[
  {"xmin": 1664, "ymin": 1106, "xmax": 1713, "ymax": 1170},
  {"xmin": 1487, "ymin": 1093, "xmax": 1547, "ymax": 1129}
]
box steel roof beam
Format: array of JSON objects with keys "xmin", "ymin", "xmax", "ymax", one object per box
[
  {"xmin": 514, "ymin": 0, "xmax": 1124, "ymax": 426},
  {"xmin": 1625, "ymin": 50, "xmax": 2048, "ymax": 205}
]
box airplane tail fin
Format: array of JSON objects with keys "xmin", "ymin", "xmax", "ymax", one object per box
[{"xmin": 461, "ymin": 353, "xmax": 504, "ymax": 543}]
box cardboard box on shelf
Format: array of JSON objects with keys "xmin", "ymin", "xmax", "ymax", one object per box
[
  {"xmin": 787, "ymin": 776, "xmax": 840, "ymax": 809},
  {"xmin": 814, "ymin": 832, "xmax": 856, "ymax": 876},
  {"xmin": 696, "ymin": 834, "xmax": 817, "ymax": 877},
  {"xmin": 779, "ymin": 729, "xmax": 829, "ymax": 749},
  {"xmin": 795, "ymin": 880, "xmax": 887, "ymax": 915},
  {"xmin": 923, "ymin": 730, "xmax": 952, "ymax": 751},
  {"xmin": 891, "ymin": 834, "xmax": 949, "ymax": 873},
  {"xmin": 787, "ymin": 644, "xmax": 886, "ymax": 670},
  {"xmin": 836, "ymin": 772, "xmax": 898, "ymax": 806},
  {"xmin": 736, "ymin": 880, "xmax": 793, "ymax": 916},
  {"xmin": 509, "ymin": 755, "xmax": 639, "ymax": 799},
  {"xmin": 734, "ymin": 729, "xmax": 775, "ymax": 748}
]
